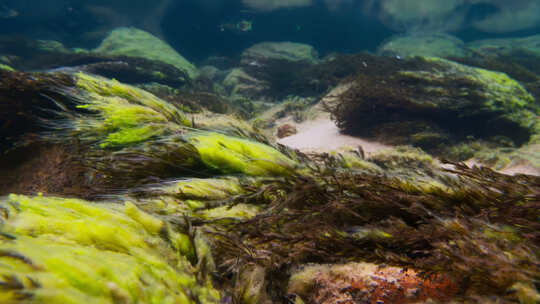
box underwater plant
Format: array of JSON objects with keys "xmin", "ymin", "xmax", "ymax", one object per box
[
  {"xmin": 211, "ymin": 158, "xmax": 540, "ymax": 302},
  {"xmin": 0, "ymin": 194, "xmax": 221, "ymax": 303},
  {"xmin": 1, "ymin": 68, "xmax": 539, "ymax": 303},
  {"xmin": 325, "ymin": 56, "xmax": 540, "ymax": 161}
]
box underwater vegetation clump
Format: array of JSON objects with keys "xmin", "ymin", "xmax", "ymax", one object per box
[
  {"xmin": 1, "ymin": 68, "xmax": 539, "ymax": 303},
  {"xmin": 212, "ymin": 159, "xmax": 540, "ymax": 302},
  {"xmin": 450, "ymin": 50, "xmax": 540, "ymax": 112},
  {"xmin": 93, "ymin": 27, "xmax": 199, "ymax": 79},
  {"xmin": 326, "ymin": 56, "xmax": 540, "ymax": 160},
  {"xmin": 31, "ymin": 71, "xmax": 299, "ymax": 186},
  {"xmin": 0, "ymin": 194, "xmax": 220, "ymax": 304}
]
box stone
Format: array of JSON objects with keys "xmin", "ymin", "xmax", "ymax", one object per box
[
  {"xmin": 94, "ymin": 27, "xmax": 198, "ymax": 79},
  {"xmin": 377, "ymin": 33, "xmax": 470, "ymax": 58}
]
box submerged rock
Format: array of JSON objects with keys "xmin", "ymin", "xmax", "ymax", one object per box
[
  {"xmin": 467, "ymin": 34, "xmax": 540, "ymax": 57},
  {"xmin": 222, "ymin": 42, "xmax": 320, "ymax": 101},
  {"xmin": 327, "ymin": 56, "xmax": 540, "ymax": 160},
  {"xmin": 0, "ymin": 36, "xmax": 192, "ymax": 88},
  {"xmin": 288, "ymin": 262, "xmax": 458, "ymax": 304},
  {"xmin": 222, "ymin": 68, "xmax": 268, "ymax": 98},
  {"xmin": 276, "ymin": 124, "xmax": 297, "ymax": 138},
  {"xmin": 94, "ymin": 27, "xmax": 199, "ymax": 79},
  {"xmin": 377, "ymin": 33, "xmax": 471, "ymax": 58},
  {"xmin": 241, "ymin": 41, "xmax": 318, "ymax": 64}
]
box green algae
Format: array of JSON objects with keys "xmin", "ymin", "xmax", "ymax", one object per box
[
  {"xmin": 47, "ymin": 72, "xmax": 298, "ymax": 181},
  {"xmin": 329, "ymin": 56, "xmax": 540, "ymax": 162},
  {"xmin": 5, "ymin": 69, "xmax": 538, "ymax": 303},
  {"xmin": 67, "ymin": 73, "xmax": 192, "ymax": 148},
  {"xmin": 241, "ymin": 42, "xmax": 319, "ymax": 63},
  {"xmin": 423, "ymin": 57, "xmax": 536, "ymax": 113},
  {"xmin": 0, "ymin": 194, "xmax": 220, "ymax": 304},
  {"xmin": 160, "ymin": 177, "xmax": 246, "ymax": 201},
  {"xmin": 188, "ymin": 132, "xmax": 297, "ymax": 176},
  {"xmin": 94, "ymin": 27, "xmax": 199, "ymax": 79},
  {"xmin": 0, "ymin": 63, "xmax": 14, "ymax": 71},
  {"xmin": 377, "ymin": 33, "xmax": 470, "ymax": 58}
]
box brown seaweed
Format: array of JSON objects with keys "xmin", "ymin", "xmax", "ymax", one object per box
[{"xmin": 210, "ymin": 157, "xmax": 540, "ymax": 301}]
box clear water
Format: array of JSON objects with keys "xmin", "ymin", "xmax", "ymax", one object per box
[{"xmin": 0, "ymin": 0, "xmax": 538, "ymax": 61}]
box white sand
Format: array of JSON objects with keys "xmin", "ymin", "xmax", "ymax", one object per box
[
  {"xmin": 276, "ymin": 113, "xmax": 539, "ymax": 176},
  {"xmin": 277, "ymin": 114, "xmax": 390, "ymax": 155}
]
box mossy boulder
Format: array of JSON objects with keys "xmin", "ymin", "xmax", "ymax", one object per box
[
  {"xmin": 241, "ymin": 41, "xmax": 318, "ymax": 64},
  {"xmin": 327, "ymin": 57, "xmax": 540, "ymax": 160},
  {"xmin": 222, "ymin": 68, "xmax": 268, "ymax": 99},
  {"xmin": 94, "ymin": 27, "xmax": 199, "ymax": 79},
  {"xmin": 377, "ymin": 33, "xmax": 471, "ymax": 58},
  {"xmin": 230, "ymin": 42, "xmax": 320, "ymax": 100},
  {"xmin": 467, "ymin": 34, "xmax": 540, "ymax": 57}
]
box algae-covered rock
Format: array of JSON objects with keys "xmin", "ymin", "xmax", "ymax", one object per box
[
  {"xmin": 40, "ymin": 72, "xmax": 297, "ymax": 180},
  {"xmin": 222, "ymin": 68, "xmax": 267, "ymax": 98},
  {"xmin": 327, "ymin": 56, "xmax": 540, "ymax": 159},
  {"xmin": 241, "ymin": 41, "xmax": 318, "ymax": 64},
  {"xmin": 377, "ymin": 33, "xmax": 470, "ymax": 58},
  {"xmin": 94, "ymin": 27, "xmax": 199, "ymax": 79},
  {"xmin": 1, "ymin": 69, "xmax": 297, "ymax": 196},
  {"xmin": 467, "ymin": 34, "xmax": 540, "ymax": 57},
  {"xmin": 288, "ymin": 262, "xmax": 458, "ymax": 304},
  {"xmin": 0, "ymin": 194, "xmax": 220, "ymax": 303},
  {"xmin": 35, "ymin": 40, "xmax": 74, "ymax": 54},
  {"xmin": 237, "ymin": 42, "xmax": 321, "ymax": 100}
]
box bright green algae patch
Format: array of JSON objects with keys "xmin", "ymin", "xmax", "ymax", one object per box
[
  {"xmin": 0, "ymin": 63, "xmax": 14, "ymax": 71},
  {"xmin": 52, "ymin": 73, "xmax": 298, "ymax": 177},
  {"xmin": 421, "ymin": 57, "xmax": 536, "ymax": 114},
  {"xmin": 188, "ymin": 132, "xmax": 297, "ymax": 176},
  {"xmin": 72, "ymin": 72, "xmax": 192, "ymax": 148},
  {"xmin": 140, "ymin": 177, "xmax": 264, "ymax": 220},
  {"xmin": 0, "ymin": 194, "xmax": 220, "ymax": 304}
]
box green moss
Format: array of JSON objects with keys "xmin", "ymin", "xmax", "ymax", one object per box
[
  {"xmin": 94, "ymin": 27, "xmax": 199, "ymax": 79},
  {"xmin": 0, "ymin": 63, "xmax": 14, "ymax": 71},
  {"xmin": 235, "ymin": 265, "xmax": 268, "ymax": 304},
  {"xmin": 339, "ymin": 153, "xmax": 382, "ymax": 172},
  {"xmin": 188, "ymin": 132, "xmax": 298, "ymax": 176},
  {"xmin": 483, "ymin": 225, "xmax": 522, "ymax": 243},
  {"xmin": 377, "ymin": 33, "xmax": 470, "ymax": 58},
  {"xmin": 0, "ymin": 194, "xmax": 220, "ymax": 303},
  {"xmin": 69, "ymin": 73, "xmax": 192, "ymax": 148},
  {"xmin": 198, "ymin": 204, "xmax": 261, "ymax": 220},
  {"xmin": 369, "ymin": 146, "xmax": 435, "ymax": 171},
  {"xmin": 242, "ymin": 42, "xmax": 318, "ymax": 63},
  {"xmin": 160, "ymin": 177, "xmax": 245, "ymax": 201},
  {"xmin": 424, "ymin": 57, "xmax": 536, "ymax": 112}
]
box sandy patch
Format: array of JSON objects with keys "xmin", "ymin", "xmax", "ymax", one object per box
[
  {"xmin": 276, "ymin": 113, "xmax": 539, "ymax": 176},
  {"xmin": 465, "ymin": 160, "xmax": 540, "ymax": 176},
  {"xmin": 277, "ymin": 113, "xmax": 390, "ymax": 155}
]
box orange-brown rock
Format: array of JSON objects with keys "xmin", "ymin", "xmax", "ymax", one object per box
[
  {"xmin": 288, "ymin": 263, "xmax": 459, "ymax": 304},
  {"xmin": 276, "ymin": 124, "xmax": 298, "ymax": 139}
]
